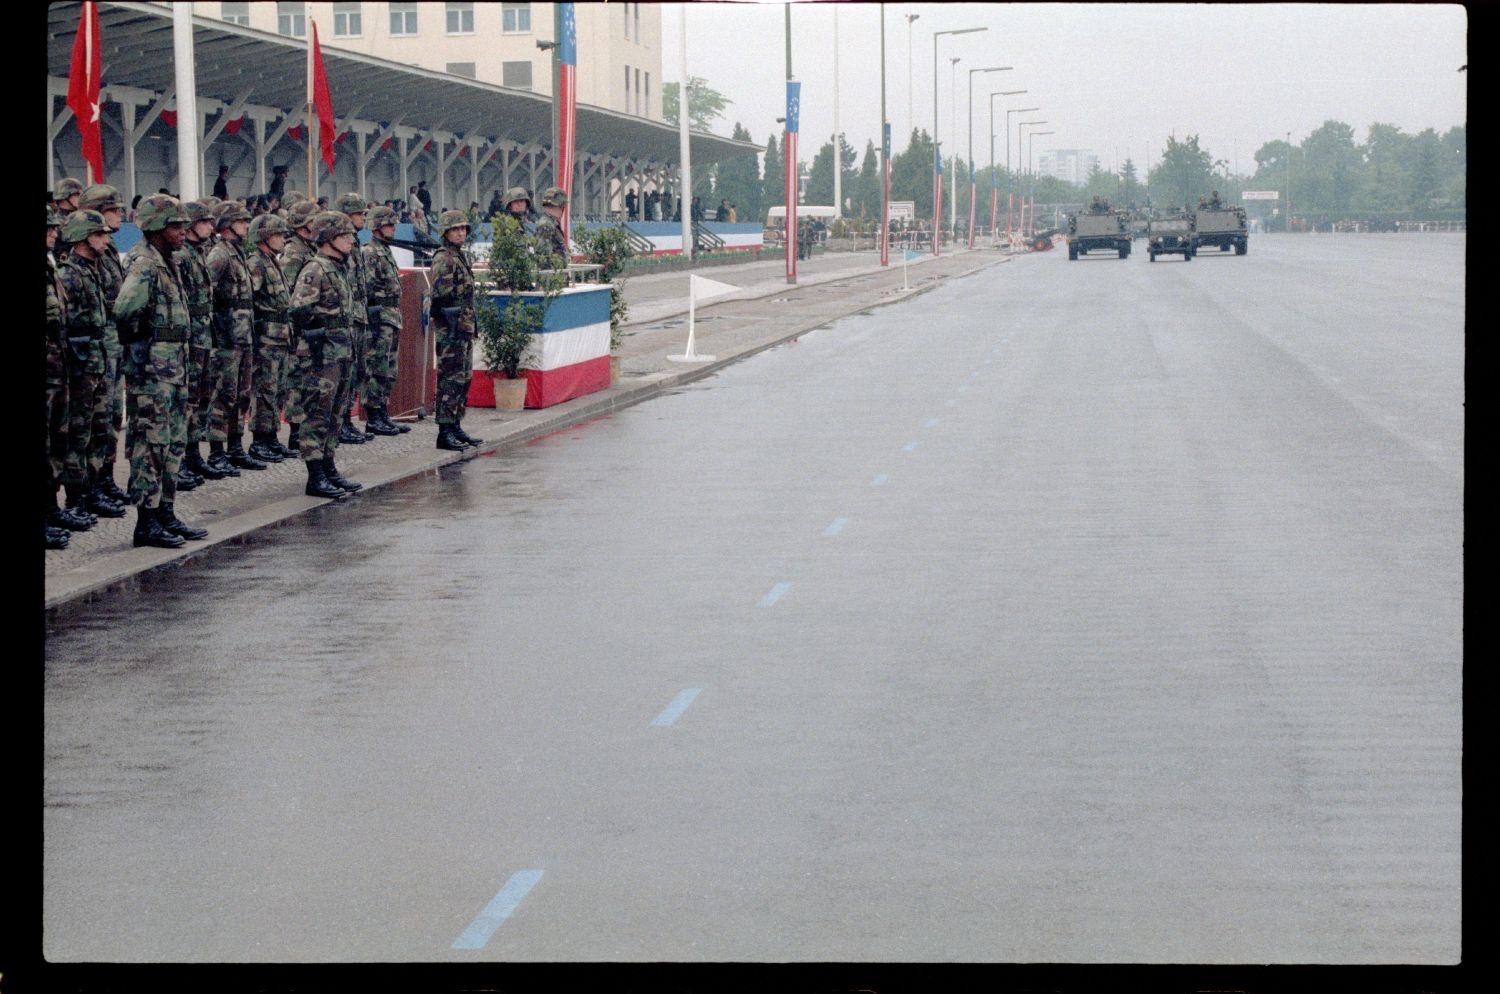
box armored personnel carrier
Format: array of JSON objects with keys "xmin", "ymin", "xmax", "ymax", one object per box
[
  {"xmin": 1191, "ymin": 195, "xmax": 1249, "ymax": 254},
  {"xmin": 1147, "ymin": 212, "xmax": 1195, "ymax": 261},
  {"xmin": 1065, "ymin": 196, "xmax": 1131, "ymax": 260}
]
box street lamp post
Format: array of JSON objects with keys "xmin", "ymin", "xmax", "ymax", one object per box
[
  {"xmin": 1285, "ymin": 130, "xmax": 1292, "ymax": 233},
  {"xmin": 948, "ymin": 56, "xmax": 960, "ymax": 239},
  {"xmin": 905, "ymin": 13, "xmax": 919, "ymax": 137},
  {"xmin": 987, "ymin": 88, "xmax": 1025, "ymax": 245},
  {"xmin": 881, "ymin": 4, "xmax": 889, "ymax": 266},
  {"xmin": 966, "ymin": 66, "xmax": 1011, "ymax": 247},
  {"xmin": 1028, "ymin": 130, "xmax": 1054, "ymax": 236},
  {"xmin": 1016, "ymin": 118, "xmax": 1045, "ymax": 237},
  {"xmin": 1006, "ymin": 107, "xmax": 1039, "ymax": 239},
  {"xmin": 932, "ymin": 24, "xmax": 987, "ymax": 257}
]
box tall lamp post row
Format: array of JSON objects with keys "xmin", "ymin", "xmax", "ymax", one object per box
[
  {"xmin": 987, "ymin": 89, "xmax": 1026, "ymax": 244},
  {"xmin": 966, "ymin": 65, "xmax": 1011, "ymax": 247},
  {"xmin": 1027, "ymin": 129, "xmax": 1054, "ymax": 237},
  {"xmin": 932, "ymin": 25, "xmax": 986, "ymax": 257},
  {"xmin": 1016, "ymin": 119, "xmax": 1046, "ymax": 236},
  {"xmin": 1005, "ymin": 107, "xmax": 1039, "ymax": 239}
]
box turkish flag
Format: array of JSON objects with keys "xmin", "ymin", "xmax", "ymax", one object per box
[
  {"xmin": 68, "ymin": 2, "xmax": 104, "ymax": 182},
  {"xmin": 309, "ymin": 22, "xmax": 335, "ymax": 171}
]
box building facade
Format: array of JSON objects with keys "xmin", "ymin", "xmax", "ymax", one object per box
[
  {"xmin": 1037, "ymin": 149, "xmax": 1100, "ymax": 186},
  {"xmin": 187, "ymin": 1, "xmax": 663, "ymax": 120}
]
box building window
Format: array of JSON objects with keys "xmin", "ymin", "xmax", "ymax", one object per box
[
  {"xmin": 644, "ymin": 72, "xmax": 650, "ymax": 117},
  {"xmin": 389, "ymin": 2, "xmax": 417, "ymax": 36},
  {"xmin": 635, "ymin": 68, "xmax": 642, "ymax": 116},
  {"xmin": 623, "ymin": 2, "xmax": 630, "ymax": 39},
  {"xmin": 446, "ymin": 62, "xmax": 476, "ymax": 79},
  {"xmin": 445, "ymin": 2, "xmax": 473, "ymax": 34},
  {"xmin": 624, "ymin": 65, "xmax": 632, "ymax": 115},
  {"xmin": 634, "ymin": 3, "xmax": 641, "ymax": 43},
  {"xmin": 502, "ymin": 3, "xmax": 531, "ymax": 34},
  {"xmin": 220, "ymin": 2, "xmax": 250, "ymax": 26},
  {"xmin": 333, "ymin": 2, "xmax": 362, "ymax": 37},
  {"xmin": 502, "ymin": 61, "xmax": 533, "ymax": 90},
  {"xmin": 277, "ymin": 1, "xmax": 306, "ymax": 37}
]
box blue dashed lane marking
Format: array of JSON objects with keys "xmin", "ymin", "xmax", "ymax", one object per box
[
  {"xmin": 924, "ymin": 417, "xmax": 941, "ymax": 428},
  {"xmin": 452, "ymin": 870, "xmax": 544, "ymax": 950},
  {"xmin": 823, "ymin": 517, "xmax": 847, "ymax": 537},
  {"xmin": 651, "ymin": 688, "xmax": 702, "ymax": 727},
  {"xmin": 871, "ymin": 474, "xmax": 889, "ymax": 486},
  {"xmin": 758, "ymin": 582, "xmax": 792, "ymax": 607},
  {"xmin": 903, "ymin": 441, "xmax": 918, "ymax": 452}
]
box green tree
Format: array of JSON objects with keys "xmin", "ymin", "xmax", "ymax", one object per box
[
  {"xmin": 851, "ymin": 139, "xmax": 879, "ymax": 219},
  {"xmin": 805, "ymin": 133, "xmax": 857, "ymax": 208},
  {"xmin": 1408, "ymin": 128, "xmax": 1442, "ymax": 207},
  {"xmin": 1119, "ymin": 158, "xmax": 1141, "ymax": 206},
  {"xmin": 1303, "ymin": 120, "xmax": 1361, "ymax": 212},
  {"xmin": 1361, "ymin": 123, "xmax": 1410, "ymax": 210},
  {"xmin": 1149, "ymin": 134, "xmax": 1216, "ymax": 209},
  {"xmin": 661, "ymin": 76, "xmax": 731, "ymax": 131},
  {"xmin": 889, "ymin": 128, "xmax": 936, "ymax": 215},
  {"xmin": 712, "ymin": 122, "xmax": 762, "ymax": 221},
  {"xmin": 761, "ymin": 132, "xmax": 783, "ymax": 213}
]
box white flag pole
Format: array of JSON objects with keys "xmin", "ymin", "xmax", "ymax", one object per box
[{"xmin": 668, "ymin": 273, "xmax": 722, "ymax": 362}]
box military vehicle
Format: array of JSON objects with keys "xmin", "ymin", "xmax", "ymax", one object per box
[
  {"xmin": 1147, "ymin": 212, "xmax": 1195, "ymax": 261},
  {"xmin": 1192, "ymin": 201, "xmax": 1249, "ymax": 255},
  {"xmin": 1065, "ymin": 196, "xmax": 1131, "ymax": 260}
]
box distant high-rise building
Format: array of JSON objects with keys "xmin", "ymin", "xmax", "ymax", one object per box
[{"xmin": 1038, "ymin": 149, "xmax": 1100, "ymax": 186}]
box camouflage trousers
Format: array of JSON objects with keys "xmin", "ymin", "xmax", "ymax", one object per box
[
  {"xmin": 64, "ymin": 340, "xmax": 108, "ymax": 488},
  {"xmin": 124, "ymin": 341, "xmax": 189, "ymax": 509},
  {"xmin": 282, "ymin": 346, "xmax": 308, "ymax": 429},
  {"xmin": 208, "ymin": 342, "xmax": 254, "ymax": 443},
  {"xmin": 46, "ymin": 359, "xmax": 68, "ymax": 499},
  {"xmin": 99, "ymin": 334, "xmax": 124, "ymax": 472},
  {"xmin": 251, "ymin": 340, "xmax": 292, "ymax": 435},
  {"xmin": 434, "ymin": 327, "xmax": 474, "ymax": 425},
  {"xmin": 341, "ymin": 318, "xmax": 369, "ymax": 417},
  {"xmin": 188, "ymin": 321, "xmax": 214, "ymax": 443},
  {"xmin": 363, "ymin": 310, "xmax": 401, "ymax": 411},
  {"xmin": 294, "ymin": 333, "xmax": 353, "ymax": 460}
]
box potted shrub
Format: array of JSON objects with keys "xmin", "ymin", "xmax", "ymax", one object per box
[
  {"xmin": 572, "ymin": 224, "xmax": 634, "ymax": 383},
  {"xmin": 476, "ymin": 213, "xmax": 563, "ymax": 409}
]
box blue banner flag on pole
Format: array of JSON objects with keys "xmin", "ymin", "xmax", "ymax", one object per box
[
  {"xmin": 786, "ymin": 81, "xmax": 801, "ymax": 134},
  {"xmin": 883, "ymin": 123, "xmax": 891, "ymax": 160},
  {"xmin": 934, "ymin": 145, "xmax": 942, "ymax": 175}
]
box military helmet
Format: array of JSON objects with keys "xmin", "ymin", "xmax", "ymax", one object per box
[
  {"xmin": 47, "ymin": 205, "xmax": 64, "ymax": 228},
  {"xmin": 368, "ymin": 205, "xmax": 398, "ymax": 228},
  {"xmin": 308, "ymin": 210, "xmax": 356, "ymax": 245},
  {"xmin": 78, "ymin": 183, "xmax": 123, "ymax": 212},
  {"xmin": 197, "ymin": 195, "xmax": 223, "ymax": 212},
  {"xmin": 437, "ymin": 209, "xmax": 470, "ymax": 235},
  {"xmin": 502, "ymin": 186, "xmax": 533, "ymax": 209},
  {"xmin": 180, "ymin": 200, "xmax": 213, "ymax": 224},
  {"xmin": 248, "ymin": 213, "xmax": 290, "ymax": 243},
  {"xmin": 281, "ymin": 190, "xmax": 307, "ymax": 209},
  {"xmin": 135, "ymin": 194, "xmax": 189, "ymax": 233},
  {"xmin": 214, "ymin": 201, "xmax": 252, "ymax": 228},
  {"xmin": 54, "ymin": 177, "xmax": 84, "ymax": 201},
  {"xmin": 540, "ymin": 186, "xmax": 568, "ymax": 207},
  {"xmin": 286, "ymin": 200, "xmax": 321, "ymax": 230},
  {"xmin": 63, "ymin": 208, "xmax": 110, "ymax": 242},
  {"xmin": 335, "ymin": 192, "xmax": 369, "ymax": 216}
]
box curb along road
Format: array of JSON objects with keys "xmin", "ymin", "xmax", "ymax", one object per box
[{"xmin": 45, "ymin": 248, "xmax": 1017, "ymax": 610}]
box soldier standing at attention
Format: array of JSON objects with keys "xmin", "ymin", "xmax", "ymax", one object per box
[
  {"xmin": 113, "ymin": 194, "xmax": 209, "ymax": 548},
  {"xmin": 360, "ymin": 205, "xmax": 409, "ymax": 435},
  {"xmin": 535, "ymin": 187, "xmax": 571, "ymax": 270},
  {"xmin": 278, "ymin": 199, "xmax": 321, "ymax": 456},
  {"xmin": 176, "ymin": 200, "xmax": 228, "ymax": 484},
  {"xmin": 246, "ymin": 214, "xmax": 295, "ymax": 465},
  {"xmin": 51, "ymin": 178, "xmax": 84, "ymax": 227},
  {"xmin": 335, "ymin": 193, "xmax": 374, "ymax": 446},
  {"xmin": 57, "ymin": 209, "xmax": 121, "ymax": 523},
  {"xmin": 502, "ymin": 187, "xmax": 535, "ymax": 232},
  {"xmin": 288, "ymin": 212, "xmax": 363, "ymax": 499},
  {"xmin": 429, "ymin": 209, "xmax": 483, "ymax": 452},
  {"xmin": 76, "ymin": 184, "xmax": 132, "ymax": 511},
  {"xmin": 206, "ymin": 201, "xmax": 267, "ymax": 474},
  {"xmin": 47, "ymin": 207, "xmax": 83, "ymax": 546}
]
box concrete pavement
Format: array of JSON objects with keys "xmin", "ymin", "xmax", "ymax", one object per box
[{"xmin": 45, "ymin": 245, "xmax": 1016, "ymax": 609}]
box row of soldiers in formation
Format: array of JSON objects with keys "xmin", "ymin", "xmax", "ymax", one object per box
[{"xmin": 42, "ymin": 176, "xmax": 560, "ymax": 551}]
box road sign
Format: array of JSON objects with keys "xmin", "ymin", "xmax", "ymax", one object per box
[{"xmin": 1242, "ymin": 190, "xmax": 1279, "ymax": 201}]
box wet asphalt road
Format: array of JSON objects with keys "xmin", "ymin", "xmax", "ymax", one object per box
[{"xmin": 43, "ymin": 234, "xmax": 1463, "ymax": 964}]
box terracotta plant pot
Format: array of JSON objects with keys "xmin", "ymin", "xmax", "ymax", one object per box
[
  {"xmin": 490, "ymin": 372, "xmax": 527, "ymax": 410},
  {"xmin": 609, "ymin": 355, "xmax": 622, "ymax": 385}
]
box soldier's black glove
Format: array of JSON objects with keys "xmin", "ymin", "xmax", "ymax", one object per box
[
  {"xmin": 440, "ymin": 307, "xmax": 462, "ymax": 331},
  {"xmin": 66, "ymin": 336, "xmax": 94, "ymax": 365},
  {"xmin": 301, "ymin": 327, "xmax": 326, "ymax": 367},
  {"xmin": 211, "ymin": 308, "xmax": 235, "ymax": 349},
  {"xmin": 125, "ymin": 338, "xmax": 153, "ymax": 367}
]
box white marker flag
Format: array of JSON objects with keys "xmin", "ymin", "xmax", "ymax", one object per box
[{"xmin": 668, "ymin": 274, "xmax": 742, "ymax": 363}]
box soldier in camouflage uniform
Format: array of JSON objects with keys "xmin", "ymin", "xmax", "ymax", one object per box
[
  {"xmin": 205, "ymin": 200, "xmax": 267, "ymax": 473},
  {"xmin": 175, "ymin": 199, "xmax": 229, "ymax": 483},
  {"xmin": 76, "ymin": 183, "xmax": 132, "ymax": 509},
  {"xmin": 46, "ymin": 206, "xmax": 81, "ymax": 547},
  {"xmin": 288, "ymin": 211, "xmax": 363, "ymax": 499},
  {"xmin": 360, "ymin": 204, "xmax": 408, "ymax": 436},
  {"xmin": 278, "ymin": 199, "xmax": 322, "ymax": 455},
  {"xmin": 429, "ymin": 209, "xmax": 483, "ymax": 451},
  {"xmin": 502, "ymin": 186, "xmax": 536, "ymax": 232},
  {"xmin": 535, "ymin": 186, "xmax": 571, "ymax": 269},
  {"xmin": 113, "ymin": 194, "xmax": 209, "ymax": 548},
  {"xmin": 57, "ymin": 209, "xmax": 123, "ymax": 522},
  {"xmin": 246, "ymin": 213, "xmax": 295, "ymax": 464},
  {"xmin": 334, "ymin": 192, "xmax": 374, "ymax": 445},
  {"xmin": 52, "ymin": 177, "xmax": 84, "ymax": 218}
]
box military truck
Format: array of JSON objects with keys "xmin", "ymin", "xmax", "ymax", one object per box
[
  {"xmin": 1192, "ymin": 201, "xmax": 1249, "ymax": 255},
  {"xmin": 1147, "ymin": 212, "xmax": 1195, "ymax": 261},
  {"xmin": 1065, "ymin": 196, "xmax": 1131, "ymax": 260}
]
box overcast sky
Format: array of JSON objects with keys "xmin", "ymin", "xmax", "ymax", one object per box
[{"xmin": 660, "ymin": 2, "xmax": 1468, "ymax": 177}]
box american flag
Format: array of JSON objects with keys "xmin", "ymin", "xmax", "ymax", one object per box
[{"xmin": 557, "ymin": 3, "xmax": 577, "ymax": 246}]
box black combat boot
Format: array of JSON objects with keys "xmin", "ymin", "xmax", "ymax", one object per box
[
  {"xmin": 226, "ymin": 438, "xmax": 267, "ymax": 470},
  {"xmin": 364, "ymin": 407, "xmax": 401, "ymax": 436},
  {"xmin": 187, "ymin": 443, "xmax": 226, "ymax": 480},
  {"xmin": 85, "ymin": 483, "xmax": 128, "ymax": 518},
  {"xmin": 436, "ymin": 424, "xmax": 467, "ymax": 451},
  {"xmin": 323, "ymin": 456, "xmax": 362, "ymax": 493},
  {"xmin": 97, "ymin": 476, "xmax": 128, "ymax": 504},
  {"xmin": 175, "ymin": 468, "xmax": 201, "ymax": 491},
  {"xmin": 63, "ymin": 484, "xmax": 99, "ymax": 527},
  {"xmin": 284, "ymin": 423, "xmax": 301, "ymax": 457},
  {"xmin": 159, "ymin": 500, "xmax": 209, "ymax": 540},
  {"xmin": 387, "ymin": 410, "xmax": 411, "ymax": 433},
  {"xmin": 248, "ymin": 432, "xmax": 284, "ymax": 463},
  {"xmin": 207, "ymin": 441, "xmax": 241, "ymax": 478},
  {"xmin": 52, "ymin": 490, "xmax": 94, "ymax": 531},
  {"xmin": 274, "ymin": 430, "xmax": 299, "ymax": 459},
  {"xmin": 451, "ymin": 422, "xmax": 483, "ymax": 446},
  {"xmin": 133, "ymin": 505, "xmax": 186, "ymax": 549},
  {"xmin": 46, "ymin": 522, "xmax": 70, "ymax": 549},
  {"xmin": 338, "ymin": 414, "xmax": 367, "ymax": 444},
  {"xmin": 305, "ymin": 459, "xmax": 348, "ymax": 500}
]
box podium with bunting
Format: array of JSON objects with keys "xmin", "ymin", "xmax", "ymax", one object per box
[{"xmin": 465, "ymin": 283, "xmax": 614, "ymax": 409}]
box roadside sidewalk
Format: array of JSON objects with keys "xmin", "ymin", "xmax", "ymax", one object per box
[{"xmin": 44, "ymin": 245, "xmax": 1015, "ymax": 610}]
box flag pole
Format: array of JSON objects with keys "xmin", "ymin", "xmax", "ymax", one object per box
[{"xmin": 306, "ymin": 24, "xmax": 314, "ymax": 197}]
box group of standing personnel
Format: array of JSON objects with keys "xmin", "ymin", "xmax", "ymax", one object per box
[{"xmin": 46, "ymin": 179, "xmax": 415, "ymax": 551}]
